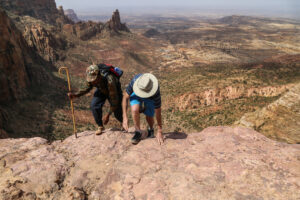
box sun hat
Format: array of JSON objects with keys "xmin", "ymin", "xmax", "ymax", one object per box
[
  {"xmin": 133, "ymin": 73, "xmax": 159, "ymax": 98},
  {"xmin": 86, "ymin": 65, "xmax": 99, "ymax": 82}
]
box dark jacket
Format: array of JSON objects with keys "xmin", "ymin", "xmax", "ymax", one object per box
[{"xmin": 75, "ymin": 72, "xmax": 121, "ymax": 113}]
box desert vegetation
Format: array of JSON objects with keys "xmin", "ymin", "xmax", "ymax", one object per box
[{"xmin": 1, "ymin": 3, "xmax": 299, "ymax": 143}]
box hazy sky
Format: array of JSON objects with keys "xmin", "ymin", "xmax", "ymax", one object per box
[{"xmin": 55, "ymin": 0, "xmax": 299, "ymax": 18}]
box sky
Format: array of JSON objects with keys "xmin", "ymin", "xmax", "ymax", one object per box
[{"xmin": 55, "ymin": 0, "xmax": 300, "ymax": 19}]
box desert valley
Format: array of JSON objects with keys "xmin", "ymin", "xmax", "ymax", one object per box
[{"xmin": 0, "ymin": 0, "xmax": 299, "ymax": 199}]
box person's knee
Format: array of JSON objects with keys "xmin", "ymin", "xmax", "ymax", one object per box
[
  {"xmin": 91, "ymin": 99, "xmax": 103, "ymax": 110},
  {"xmin": 131, "ymin": 104, "xmax": 140, "ymax": 114},
  {"xmin": 146, "ymin": 116, "xmax": 154, "ymax": 121}
]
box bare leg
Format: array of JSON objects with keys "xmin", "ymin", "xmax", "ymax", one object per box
[
  {"xmin": 131, "ymin": 104, "xmax": 141, "ymax": 131},
  {"xmin": 146, "ymin": 116, "xmax": 154, "ymax": 129}
]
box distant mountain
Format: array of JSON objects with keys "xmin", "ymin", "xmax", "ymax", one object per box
[
  {"xmin": 64, "ymin": 9, "xmax": 80, "ymax": 23},
  {"xmin": 218, "ymin": 15, "xmax": 296, "ymax": 26}
]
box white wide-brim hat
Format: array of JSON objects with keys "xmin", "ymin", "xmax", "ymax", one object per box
[{"xmin": 133, "ymin": 73, "xmax": 159, "ymax": 98}]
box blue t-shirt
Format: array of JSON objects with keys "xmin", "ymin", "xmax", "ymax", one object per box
[{"xmin": 126, "ymin": 74, "xmax": 161, "ymax": 109}]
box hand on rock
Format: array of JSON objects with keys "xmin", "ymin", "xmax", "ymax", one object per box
[
  {"xmin": 156, "ymin": 129, "xmax": 164, "ymax": 145},
  {"xmin": 122, "ymin": 117, "xmax": 129, "ymax": 132}
]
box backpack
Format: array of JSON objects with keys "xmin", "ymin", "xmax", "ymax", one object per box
[{"xmin": 97, "ymin": 63, "xmax": 123, "ymax": 79}]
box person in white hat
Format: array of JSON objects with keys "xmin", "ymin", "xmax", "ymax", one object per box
[{"xmin": 122, "ymin": 73, "xmax": 164, "ymax": 145}]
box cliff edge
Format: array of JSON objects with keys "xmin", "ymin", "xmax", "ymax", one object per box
[{"xmin": 0, "ymin": 127, "xmax": 299, "ymax": 199}]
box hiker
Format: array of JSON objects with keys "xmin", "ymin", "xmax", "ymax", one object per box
[
  {"xmin": 68, "ymin": 64, "xmax": 123, "ymax": 135},
  {"xmin": 122, "ymin": 73, "xmax": 164, "ymax": 145}
]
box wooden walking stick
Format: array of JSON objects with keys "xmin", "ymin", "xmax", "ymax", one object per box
[{"xmin": 59, "ymin": 67, "xmax": 78, "ymax": 138}]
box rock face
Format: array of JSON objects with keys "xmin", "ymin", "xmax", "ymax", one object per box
[
  {"xmin": 0, "ymin": 129, "xmax": 8, "ymax": 139},
  {"xmin": 63, "ymin": 21, "xmax": 104, "ymax": 41},
  {"xmin": 177, "ymin": 85, "xmax": 290, "ymax": 111},
  {"xmin": 0, "ymin": 8, "xmax": 55, "ymax": 103},
  {"xmin": 0, "ymin": 9, "xmax": 63, "ymax": 136},
  {"xmin": 237, "ymin": 82, "xmax": 300, "ymax": 144},
  {"xmin": 0, "ymin": 0, "xmax": 72, "ymax": 25},
  {"xmin": 0, "ymin": 9, "xmax": 31, "ymax": 103},
  {"xmin": 23, "ymin": 24, "xmax": 66, "ymax": 62},
  {"xmin": 0, "ymin": 127, "xmax": 299, "ymax": 199},
  {"xmin": 64, "ymin": 9, "xmax": 80, "ymax": 23},
  {"xmin": 106, "ymin": 9, "xmax": 130, "ymax": 33}
]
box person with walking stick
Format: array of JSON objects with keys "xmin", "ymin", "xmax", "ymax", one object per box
[{"xmin": 68, "ymin": 64, "xmax": 123, "ymax": 135}]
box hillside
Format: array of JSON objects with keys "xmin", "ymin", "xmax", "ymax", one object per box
[
  {"xmin": 0, "ymin": 1, "xmax": 157, "ymax": 140},
  {"xmin": 0, "ymin": 0, "xmax": 71, "ymax": 24},
  {"xmin": 0, "ymin": 1, "xmax": 300, "ymax": 200},
  {"xmin": 0, "ymin": 8, "xmax": 67, "ymax": 140},
  {"xmin": 0, "ymin": 0, "xmax": 299, "ymax": 145},
  {"xmin": 0, "ymin": 127, "xmax": 299, "ymax": 199},
  {"xmin": 237, "ymin": 82, "xmax": 300, "ymax": 143}
]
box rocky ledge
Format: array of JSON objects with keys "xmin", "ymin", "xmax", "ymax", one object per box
[{"xmin": 0, "ymin": 127, "xmax": 299, "ymax": 199}]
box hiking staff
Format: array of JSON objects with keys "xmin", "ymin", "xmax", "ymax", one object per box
[{"xmin": 59, "ymin": 67, "xmax": 77, "ymax": 138}]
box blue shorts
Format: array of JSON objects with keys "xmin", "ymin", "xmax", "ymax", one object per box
[{"xmin": 130, "ymin": 93, "xmax": 155, "ymax": 117}]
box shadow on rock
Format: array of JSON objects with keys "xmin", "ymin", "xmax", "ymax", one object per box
[{"xmin": 164, "ymin": 132, "xmax": 188, "ymax": 140}]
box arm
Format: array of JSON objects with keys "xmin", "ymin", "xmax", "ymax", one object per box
[
  {"xmin": 155, "ymin": 108, "xmax": 164, "ymax": 145},
  {"xmin": 122, "ymin": 91, "xmax": 130, "ymax": 131},
  {"xmin": 153, "ymin": 87, "xmax": 163, "ymax": 145},
  {"xmin": 68, "ymin": 81, "xmax": 93, "ymax": 99}
]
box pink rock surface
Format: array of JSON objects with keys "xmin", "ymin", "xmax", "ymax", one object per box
[{"xmin": 0, "ymin": 127, "xmax": 299, "ymax": 199}]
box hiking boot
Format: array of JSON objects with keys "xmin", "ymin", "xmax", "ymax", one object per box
[
  {"xmin": 147, "ymin": 127, "xmax": 155, "ymax": 138},
  {"xmin": 131, "ymin": 131, "xmax": 142, "ymax": 144},
  {"xmin": 95, "ymin": 126, "xmax": 105, "ymax": 135}
]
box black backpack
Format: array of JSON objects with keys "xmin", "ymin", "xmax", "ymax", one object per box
[{"xmin": 97, "ymin": 63, "xmax": 123, "ymax": 79}]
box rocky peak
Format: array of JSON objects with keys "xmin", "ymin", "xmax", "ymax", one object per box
[
  {"xmin": 106, "ymin": 9, "xmax": 130, "ymax": 33},
  {"xmin": 0, "ymin": 127, "xmax": 299, "ymax": 199},
  {"xmin": 58, "ymin": 5, "xmax": 64, "ymax": 15},
  {"xmin": 64, "ymin": 9, "xmax": 80, "ymax": 23},
  {"xmin": 62, "ymin": 9, "xmax": 130, "ymax": 40}
]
